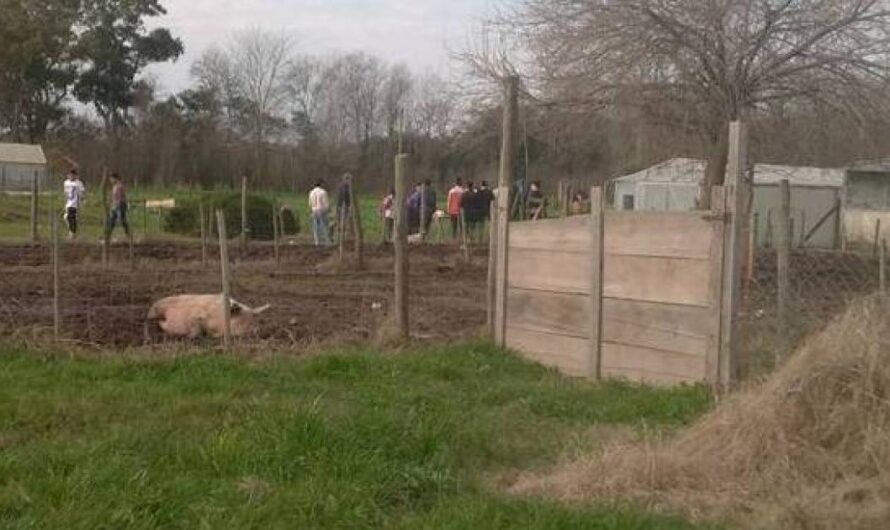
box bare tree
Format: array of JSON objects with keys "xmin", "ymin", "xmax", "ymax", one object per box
[
  {"xmin": 412, "ymin": 73, "xmax": 456, "ymax": 139},
  {"xmin": 335, "ymin": 53, "xmax": 385, "ymax": 170},
  {"xmin": 228, "ymin": 29, "xmax": 292, "ymax": 178},
  {"xmin": 496, "ymin": 0, "xmax": 890, "ymax": 206}
]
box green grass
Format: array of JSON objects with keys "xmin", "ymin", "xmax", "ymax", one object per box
[
  {"xmin": 0, "ymin": 187, "xmax": 393, "ymax": 242},
  {"xmin": 0, "ymin": 342, "xmax": 714, "ymax": 529}
]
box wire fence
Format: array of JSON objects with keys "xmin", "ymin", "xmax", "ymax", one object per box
[{"xmin": 741, "ymin": 246, "xmax": 882, "ymax": 376}]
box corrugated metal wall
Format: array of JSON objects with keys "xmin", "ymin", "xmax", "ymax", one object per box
[{"xmin": 753, "ymin": 186, "xmax": 840, "ymax": 248}]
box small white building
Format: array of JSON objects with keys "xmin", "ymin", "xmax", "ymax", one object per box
[
  {"xmin": 611, "ymin": 158, "xmax": 845, "ymax": 248},
  {"xmin": 843, "ymin": 160, "xmax": 890, "ymax": 246},
  {"xmin": 0, "ymin": 143, "xmax": 49, "ymax": 192}
]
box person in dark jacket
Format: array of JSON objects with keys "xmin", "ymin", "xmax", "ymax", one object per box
[
  {"xmin": 477, "ymin": 181, "xmax": 495, "ymax": 222},
  {"xmin": 460, "ymin": 182, "xmax": 483, "ymax": 242},
  {"xmin": 406, "ymin": 183, "xmax": 423, "ymax": 234}
]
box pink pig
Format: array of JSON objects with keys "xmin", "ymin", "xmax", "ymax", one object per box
[{"xmin": 145, "ymin": 294, "xmax": 271, "ymax": 341}]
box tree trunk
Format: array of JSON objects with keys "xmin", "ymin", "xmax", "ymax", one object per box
[{"xmin": 700, "ymin": 129, "xmax": 729, "ymax": 210}]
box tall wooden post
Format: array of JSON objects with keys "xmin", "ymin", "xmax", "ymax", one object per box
[
  {"xmin": 777, "ymin": 179, "xmax": 792, "ymax": 359},
  {"xmin": 199, "ymin": 202, "xmax": 208, "ymax": 269},
  {"xmin": 240, "ymin": 176, "xmax": 248, "ymax": 251},
  {"xmin": 272, "ymin": 201, "xmax": 280, "ymax": 267},
  {"xmin": 880, "ymin": 239, "xmax": 886, "ymax": 294},
  {"xmin": 420, "ymin": 183, "xmax": 428, "ymax": 241},
  {"xmin": 30, "ymin": 171, "xmax": 39, "ymax": 241},
  {"xmin": 494, "ymin": 75, "xmax": 519, "ymax": 347},
  {"xmin": 338, "ymin": 206, "xmax": 346, "ymax": 263},
  {"xmin": 217, "ymin": 210, "xmax": 232, "ymax": 349},
  {"xmin": 719, "ymin": 121, "xmax": 748, "ymax": 386},
  {"xmin": 52, "ymin": 211, "xmax": 60, "ymax": 340},
  {"xmin": 874, "ymin": 219, "xmax": 882, "ymax": 258},
  {"xmin": 460, "ymin": 208, "xmax": 470, "ymax": 263},
  {"xmin": 487, "ymin": 200, "xmax": 498, "ymax": 338},
  {"xmin": 394, "ymin": 154, "xmax": 411, "ymax": 339},
  {"xmin": 349, "ymin": 179, "xmax": 364, "ymax": 268},
  {"xmin": 834, "ymin": 196, "xmax": 843, "ymax": 250},
  {"xmin": 101, "ymin": 168, "xmax": 110, "ymax": 267},
  {"xmin": 588, "ymin": 187, "xmax": 605, "ymax": 379}
]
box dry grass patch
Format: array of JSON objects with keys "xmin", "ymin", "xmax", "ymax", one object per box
[{"xmin": 511, "ymin": 295, "xmax": 890, "ymax": 529}]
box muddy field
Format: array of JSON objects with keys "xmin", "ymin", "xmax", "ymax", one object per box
[{"xmin": 0, "ymin": 241, "xmax": 489, "ymax": 348}]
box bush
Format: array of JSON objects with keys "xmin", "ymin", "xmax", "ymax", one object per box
[
  {"xmin": 279, "ymin": 206, "xmax": 300, "ymax": 236},
  {"xmin": 164, "ymin": 193, "xmax": 296, "ymax": 241}
]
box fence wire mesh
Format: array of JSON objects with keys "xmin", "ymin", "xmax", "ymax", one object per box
[{"xmin": 741, "ymin": 246, "xmax": 881, "ymax": 376}]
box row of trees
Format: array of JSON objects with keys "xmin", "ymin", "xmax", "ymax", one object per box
[{"xmin": 5, "ymin": 1, "xmax": 890, "ymax": 197}]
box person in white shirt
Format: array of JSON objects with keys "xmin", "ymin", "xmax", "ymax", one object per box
[
  {"xmin": 308, "ymin": 180, "xmax": 331, "ymax": 246},
  {"xmin": 63, "ymin": 169, "xmax": 86, "ymax": 239}
]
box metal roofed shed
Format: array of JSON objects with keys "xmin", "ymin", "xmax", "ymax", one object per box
[
  {"xmin": 611, "ymin": 158, "xmax": 845, "ymax": 248},
  {"xmin": 0, "ymin": 143, "xmax": 49, "ymax": 193},
  {"xmin": 843, "ymin": 160, "xmax": 890, "ymax": 246}
]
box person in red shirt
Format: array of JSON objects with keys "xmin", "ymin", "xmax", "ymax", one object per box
[{"xmin": 446, "ymin": 178, "xmax": 465, "ymax": 240}]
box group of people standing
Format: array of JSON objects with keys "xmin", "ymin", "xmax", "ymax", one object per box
[
  {"xmin": 60, "ymin": 167, "xmax": 131, "ymax": 241},
  {"xmin": 445, "ymin": 180, "xmax": 495, "ymax": 240},
  {"xmin": 307, "ymin": 175, "xmax": 501, "ymax": 247}
]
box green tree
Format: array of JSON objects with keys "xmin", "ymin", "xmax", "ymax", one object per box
[
  {"xmin": 0, "ymin": 0, "xmax": 79, "ymax": 142},
  {"xmin": 73, "ymin": 0, "xmax": 183, "ymax": 132}
]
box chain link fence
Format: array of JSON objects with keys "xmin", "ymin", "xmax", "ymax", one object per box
[{"xmin": 741, "ymin": 246, "xmax": 882, "ymax": 376}]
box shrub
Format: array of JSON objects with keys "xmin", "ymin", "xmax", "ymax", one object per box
[{"xmin": 164, "ymin": 193, "xmax": 295, "ymax": 241}]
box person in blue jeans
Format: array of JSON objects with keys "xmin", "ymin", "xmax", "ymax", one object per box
[
  {"xmin": 105, "ymin": 173, "xmax": 131, "ymax": 239},
  {"xmin": 308, "ymin": 180, "xmax": 331, "ymax": 246}
]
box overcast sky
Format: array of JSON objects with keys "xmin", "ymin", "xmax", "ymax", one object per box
[{"xmin": 145, "ymin": 0, "xmax": 500, "ymax": 96}]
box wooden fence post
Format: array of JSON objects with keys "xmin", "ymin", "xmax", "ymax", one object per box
[
  {"xmin": 588, "ymin": 186, "xmax": 605, "ymax": 380},
  {"xmin": 750, "ymin": 212, "xmax": 759, "ymax": 281},
  {"xmin": 349, "ymin": 179, "xmax": 364, "ymax": 268},
  {"xmin": 834, "ymin": 196, "xmax": 843, "ymax": 250},
  {"xmin": 217, "ymin": 210, "xmax": 232, "ymax": 349},
  {"xmin": 708, "ymin": 186, "xmax": 728, "ymax": 384},
  {"xmin": 799, "ymin": 211, "xmax": 807, "ymax": 248},
  {"xmin": 719, "ymin": 121, "xmax": 748, "ymax": 387},
  {"xmin": 31, "ymin": 171, "xmax": 39, "ymax": 241},
  {"xmin": 101, "ymin": 167, "xmax": 110, "ymax": 268},
  {"xmin": 494, "ymin": 75, "xmax": 519, "ymax": 348},
  {"xmin": 394, "ymin": 154, "xmax": 410, "ymax": 339},
  {"xmin": 338, "ymin": 206, "xmax": 346, "ymax": 263},
  {"xmin": 777, "ymin": 179, "xmax": 792, "ymax": 359},
  {"xmin": 460, "ymin": 208, "xmax": 470, "ymax": 263},
  {"xmin": 487, "ymin": 200, "xmax": 498, "ymax": 339},
  {"xmin": 874, "ymin": 219, "xmax": 882, "ymax": 258},
  {"xmin": 765, "ymin": 209, "xmax": 773, "ymax": 248},
  {"xmin": 240, "ymin": 176, "xmax": 248, "ymax": 252},
  {"xmin": 52, "ymin": 211, "xmax": 60, "ymax": 340},
  {"xmin": 272, "ymin": 201, "xmax": 280, "ymax": 267},
  {"xmin": 881, "ymin": 239, "xmax": 886, "ymax": 294},
  {"xmin": 200, "ymin": 202, "xmax": 208, "ymax": 269},
  {"xmin": 420, "ymin": 183, "xmax": 428, "ymax": 242}
]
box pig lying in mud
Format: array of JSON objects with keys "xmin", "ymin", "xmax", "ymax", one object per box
[{"xmin": 145, "ymin": 294, "xmax": 271, "ymax": 341}]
